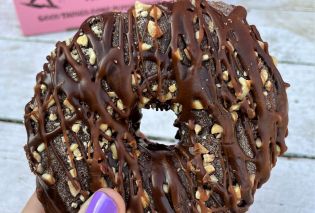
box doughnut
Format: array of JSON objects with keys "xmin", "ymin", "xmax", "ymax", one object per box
[{"xmin": 23, "ymin": 0, "xmax": 289, "ymax": 212}]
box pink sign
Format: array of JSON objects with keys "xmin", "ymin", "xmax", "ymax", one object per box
[{"xmin": 13, "ymin": 0, "xmax": 168, "ymax": 36}]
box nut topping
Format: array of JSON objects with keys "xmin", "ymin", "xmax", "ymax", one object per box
[
  {"xmin": 150, "ymin": 6, "xmax": 162, "ymax": 20},
  {"xmin": 210, "ymin": 175, "xmax": 218, "ymax": 183},
  {"xmin": 265, "ymin": 80, "xmax": 272, "ymax": 91},
  {"xmin": 135, "ymin": 1, "xmax": 152, "ymax": 17},
  {"xmin": 37, "ymin": 143, "xmax": 46, "ymax": 153},
  {"xmin": 184, "ymin": 48, "xmax": 191, "ymax": 60},
  {"xmin": 87, "ymin": 48, "xmax": 96, "ymax": 65},
  {"xmin": 237, "ymin": 77, "xmax": 251, "ymax": 100},
  {"xmin": 229, "ymin": 103, "xmax": 240, "ymax": 112},
  {"xmin": 99, "ymin": 123, "xmax": 108, "ymax": 132},
  {"xmin": 117, "ymin": 99, "xmax": 125, "ymax": 110},
  {"xmin": 141, "ymin": 43, "xmax": 152, "ymax": 51},
  {"xmin": 147, "ymin": 20, "xmax": 163, "ymax": 38},
  {"xmin": 255, "ymin": 138, "xmax": 262, "ymax": 148},
  {"xmin": 163, "ymin": 184, "xmax": 169, "ymax": 193},
  {"xmin": 203, "ymin": 154, "xmax": 215, "ymax": 163},
  {"xmin": 192, "ymin": 100, "xmax": 204, "ymax": 109},
  {"xmin": 234, "ymin": 184, "xmax": 241, "ymax": 201},
  {"xmin": 168, "ymin": 84, "xmax": 177, "ymax": 93},
  {"xmin": 42, "ymin": 173, "xmax": 55, "ymax": 185},
  {"xmin": 110, "ymin": 143, "xmax": 118, "ymax": 160},
  {"xmin": 211, "ymin": 124, "xmax": 223, "ymax": 135},
  {"xmin": 68, "ymin": 180, "xmax": 80, "ymax": 197},
  {"xmin": 204, "ymin": 164, "xmax": 215, "ymax": 174},
  {"xmin": 71, "ymin": 123, "xmax": 80, "ymax": 133},
  {"xmin": 63, "ymin": 99, "xmax": 75, "ymax": 112},
  {"xmin": 222, "ymin": 71, "xmax": 229, "ymax": 81},
  {"xmin": 32, "ymin": 151, "xmax": 41, "ymax": 163},
  {"xmin": 231, "ymin": 111, "xmax": 238, "ymax": 121},
  {"xmin": 202, "ymin": 54, "xmax": 210, "ymax": 61},
  {"xmin": 174, "ymin": 49, "xmax": 183, "ymax": 61},
  {"xmin": 131, "ymin": 73, "xmax": 141, "ymax": 86},
  {"xmin": 76, "ymin": 34, "xmax": 88, "ymax": 47},
  {"xmin": 194, "ymin": 124, "xmax": 202, "ymax": 135},
  {"xmin": 70, "ymin": 143, "xmax": 79, "ymax": 152},
  {"xmin": 49, "ymin": 113, "xmax": 57, "ymax": 121},
  {"xmin": 172, "ymin": 103, "xmax": 182, "ymax": 114},
  {"xmin": 195, "ymin": 190, "xmax": 201, "ymax": 200},
  {"xmin": 260, "ymin": 69, "xmax": 269, "ymax": 85},
  {"xmin": 141, "ymin": 190, "xmax": 150, "ymax": 208},
  {"xmin": 70, "ymin": 168, "xmax": 77, "ymax": 178},
  {"xmin": 194, "ymin": 143, "xmax": 209, "ymax": 154}
]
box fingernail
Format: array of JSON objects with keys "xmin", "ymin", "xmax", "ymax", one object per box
[{"xmin": 86, "ymin": 191, "xmax": 118, "ymax": 213}]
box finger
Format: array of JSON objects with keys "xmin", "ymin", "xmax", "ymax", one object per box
[
  {"xmin": 79, "ymin": 188, "xmax": 125, "ymax": 213},
  {"xmin": 22, "ymin": 192, "xmax": 45, "ymax": 213}
]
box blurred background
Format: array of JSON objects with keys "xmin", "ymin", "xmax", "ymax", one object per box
[{"xmin": 0, "ymin": 0, "xmax": 314, "ymax": 212}]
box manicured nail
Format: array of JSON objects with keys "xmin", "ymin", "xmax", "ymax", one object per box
[{"xmin": 86, "ymin": 191, "xmax": 118, "ymax": 213}]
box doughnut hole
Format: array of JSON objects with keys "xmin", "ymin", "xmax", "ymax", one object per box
[{"xmin": 140, "ymin": 109, "xmax": 177, "ymax": 144}]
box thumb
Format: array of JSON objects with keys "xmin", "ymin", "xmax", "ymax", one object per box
[{"xmin": 79, "ymin": 188, "xmax": 126, "ymax": 213}]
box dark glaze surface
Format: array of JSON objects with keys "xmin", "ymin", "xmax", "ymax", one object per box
[{"xmin": 24, "ymin": 0, "xmax": 289, "ymax": 212}]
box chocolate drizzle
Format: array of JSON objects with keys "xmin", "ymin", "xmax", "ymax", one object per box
[{"xmin": 24, "ymin": 0, "xmax": 289, "ymax": 212}]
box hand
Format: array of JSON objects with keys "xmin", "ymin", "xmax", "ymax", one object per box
[{"xmin": 22, "ymin": 188, "xmax": 126, "ymax": 213}]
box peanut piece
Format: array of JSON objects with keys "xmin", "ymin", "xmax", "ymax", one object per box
[
  {"xmin": 210, "ymin": 175, "xmax": 218, "ymax": 183},
  {"xmin": 141, "ymin": 43, "xmax": 152, "ymax": 51},
  {"xmin": 63, "ymin": 99, "xmax": 75, "ymax": 112},
  {"xmin": 42, "ymin": 173, "xmax": 55, "ymax": 185},
  {"xmin": 70, "ymin": 168, "xmax": 77, "ymax": 178},
  {"xmin": 194, "ymin": 124, "xmax": 202, "ymax": 135},
  {"xmin": 194, "ymin": 143, "xmax": 209, "ymax": 154},
  {"xmin": 255, "ymin": 138, "xmax": 262, "ymax": 148},
  {"xmin": 192, "ymin": 100, "xmax": 204, "ymax": 109},
  {"xmin": 184, "ymin": 48, "xmax": 191, "ymax": 60},
  {"xmin": 204, "ymin": 164, "xmax": 215, "ymax": 174},
  {"xmin": 168, "ymin": 84, "xmax": 177, "ymax": 93},
  {"xmin": 70, "ymin": 143, "xmax": 79, "ymax": 152},
  {"xmin": 203, "ymin": 154, "xmax": 215, "ymax": 163},
  {"xmin": 202, "ymin": 54, "xmax": 210, "ymax": 61},
  {"xmin": 260, "ymin": 69, "xmax": 269, "ymax": 85},
  {"xmin": 37, "ymin": 143, "xmax": 46, "ymax": 153},
  {"xmin": 150, "ymin": 6, "xmax": 162, "ymax": 20},
  {"xmin": 87, "ymin": 48, "xmax": 96, "ymax": 65},
  {"xmin": 135, "ymin": 1, "xmax": 152, "ymax": 17},
  {"xmin": 68, "ymin": 181, "xmax": 80, "ymax": 197},
  {"xmin": 71, "ymin": 123, "xmax": 80, "ymax": 133},
  {"xmin": 163, "ymin": 184, "xmax": 169, "ymax": 193},
  {"xmin": 141, "ymin": 190, "xmax": 150, "ymax": 208},
  {"xmin": 265, "ymin": 80, "xmax": 272, "ymax": 91},
  {"xmin": 231, "ymin": 111, "xmax": 238, "ymax": 121},
  {"xmin": 147, "ymin": 21, "xmax": 163, "ymax": 38},
  {"xmin": 117, "ymin": 99, "xmax": 125, "ymax": 110},
  {"xmin": 229, "ymin": 104, "xmax": 240, "ymax": 111},
  {"xmin": 49, "ymin": 113, "xmax": 57, "ymax": 121},
  {"xmin": 195, "ymin": 190, "xmax": 201, "ymax": 200},
  {"xmin": 211, "ymin": 124, "xmax": 223, "ymax": 135},
  {"xmin": 99, "ymin": 123, "xmax": 108, "ymax": 132},
  {"xmin": 32, "ymin": 151, "xmax": 41, "ymax": 163},
  {"xmin": 174, "ymin": 49, "xmax": 183, "ymax": 61},
  {"xmin": 222, "ymin": 71, "xmax": 229, "ymax": 81},
  {"xmin": 110, "ymin": 143, "xmax": 118, "ymax": 160},
  {"xmin": 140, "ymin": 10, "xmax": 148, "ymax": 17},
  {"xmin": 234, "ymin": 184, "xmax": 241, "ymax": 200},
  {"xmin": 237, "ymin": 77, "xmax": 251, "ymax": 100},
  {"xmin": 76, "ymin": 34, "xmax": 88, "ymax": 47}
]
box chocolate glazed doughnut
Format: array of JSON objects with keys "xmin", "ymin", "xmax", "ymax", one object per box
[{"xmin": 23, "ymin": 0, "xmax": 289, "ymax": 212}]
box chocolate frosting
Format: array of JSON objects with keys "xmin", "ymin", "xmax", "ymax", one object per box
[{"xmin": 24, "ymin": 0, "xmax": 289, "ymax": 212}]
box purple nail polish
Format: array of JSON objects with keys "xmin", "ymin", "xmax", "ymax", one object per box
[{"xmin": 86, "ymin": 191, "xmax": 118, "ymax": 213}]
